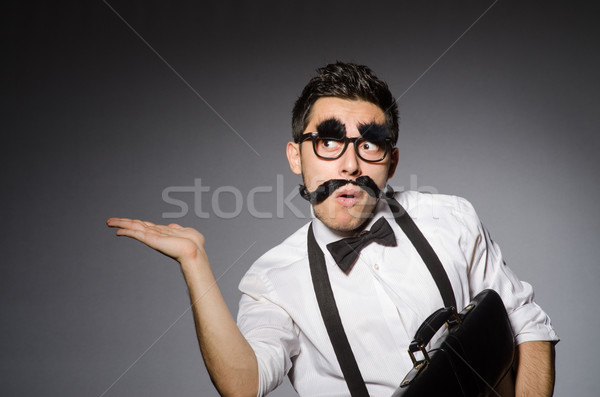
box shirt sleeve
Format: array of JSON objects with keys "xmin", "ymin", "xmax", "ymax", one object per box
[
  {"xmin": 455, "ymin": 197, "xmax": 559, "ymax": 345},
  {"xmin": 237, "ymin": 271, "xmax": 300, "ymax": 397}
]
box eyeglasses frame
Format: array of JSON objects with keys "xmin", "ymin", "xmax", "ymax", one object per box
[{"xmin": 296, "ymin": 132, "xmax": 394, "ymax": 163}]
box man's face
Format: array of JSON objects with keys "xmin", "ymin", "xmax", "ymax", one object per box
[{"xmin": 287, "ymin": 97, "xmax": 398, "ymax": 232}]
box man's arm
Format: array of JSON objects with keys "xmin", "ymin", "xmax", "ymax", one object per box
[
  {"xmin": 515, "ymin": 340, "xmax": 556, "ymax": 397},
  {"xmin": 106, "ymin": 218, "xmax": 258, "ymax": 397}
]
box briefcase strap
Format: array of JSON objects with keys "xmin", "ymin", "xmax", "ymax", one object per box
[{"xmin": 307, "ymin": 194, "xmax": 456, "ymax": 396}]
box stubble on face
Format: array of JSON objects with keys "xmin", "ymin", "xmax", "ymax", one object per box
[
  {"xmin": 302, "ymin": 174, "xmax": 380, "ymax": 233},
  {"xmin": 314, "ymin": 198, "xmax": 379, "ymax": 232}
]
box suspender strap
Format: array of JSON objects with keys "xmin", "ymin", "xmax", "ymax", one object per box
[
  {"xmin": 307, "ymin": 224, "xmax": 370, "ymax": 397},
  {"xmin": 385, "ymin": 196, "xmax": 457, "ymax": 308},
  {"xmin": 307, "ymin": 195, "xmax": 456, "ymax": 395}
]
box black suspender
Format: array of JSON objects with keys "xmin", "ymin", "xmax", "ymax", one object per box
[
  {"xmin": 308, "ymin": 224, "xmax": 371, "ymax": 396},
  {"xmin": 384, "ymin": 196, "xmax": 456, "ymax": 309},
  {"xmin": 307, "ymin": 196, "xmax": 456, "ymax": 396}
]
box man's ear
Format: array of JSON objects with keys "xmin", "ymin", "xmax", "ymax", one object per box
[
  {"xmin": 286, "ymin": 142, "xmax": 302, "ymax": 175},
  {"xmin": 387, "ymin": 147, "xmax": 399, "ymax": 180}
]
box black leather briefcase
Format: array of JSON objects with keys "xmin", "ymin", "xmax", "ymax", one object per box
[{"xmin": 392, "ymin": 289, "xmax": 515, "ymax": 397}]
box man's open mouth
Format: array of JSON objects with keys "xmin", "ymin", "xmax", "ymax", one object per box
[{"xmin": 335, "ymin": 188, "xmax": 362, "ymax": 207}]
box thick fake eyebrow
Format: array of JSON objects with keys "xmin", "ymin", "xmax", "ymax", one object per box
[
  {"xmin": 358, "ymin": 122, "xmax": 390, "ymax": 143},
  {"xmin": 316, "ymin": 118, "xmax": 346, "ymax": 139}
]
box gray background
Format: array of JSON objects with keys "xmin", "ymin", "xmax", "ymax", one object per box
[{"xmin": 2, "ymin": 1, "xmax": 598, "ymax": 396}]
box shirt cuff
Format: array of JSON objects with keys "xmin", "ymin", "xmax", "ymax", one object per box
[{"xmin": 508, "ymin": 302, "xmax": 560, "ymax": 345}]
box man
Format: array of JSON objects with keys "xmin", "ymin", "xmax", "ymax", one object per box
[{"xmin": 107, "ymin": 62, "xmax": 558, "ymax": 396}]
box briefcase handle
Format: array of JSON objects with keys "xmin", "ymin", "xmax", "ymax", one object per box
[{"xmin": 408, "ymin": 305, "xmax": 464, "ymax": 365}]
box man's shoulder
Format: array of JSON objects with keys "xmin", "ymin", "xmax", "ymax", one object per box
[{"xmin": 394, "ymin": 190, "xmax": 479, "ymax": 222}]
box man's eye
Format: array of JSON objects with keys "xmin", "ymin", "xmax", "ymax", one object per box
[
  {"xmin": 360, "ymin": 141, "xmax": 380, "ymax": 152},
  {"xmin": 320, "ymin": 139, "xmax": 342, "ymax": 150}
]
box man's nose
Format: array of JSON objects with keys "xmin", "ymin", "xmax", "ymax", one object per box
[{"xmin": 339, "ymin": 141, "xmax": 361, "ymax": 177}]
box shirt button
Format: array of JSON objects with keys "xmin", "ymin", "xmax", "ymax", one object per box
[{"xmin": 373, "ymin": 263, "xmax": 380, "ymax": 270}]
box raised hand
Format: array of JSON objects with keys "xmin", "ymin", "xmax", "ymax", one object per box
[
  {"xmin": 106, "ymin": 217, "xmax": 259, "ymax": 395},
  {"xmin": 106, "ymin": 218, "xmax": 207, "ymax": 264}
]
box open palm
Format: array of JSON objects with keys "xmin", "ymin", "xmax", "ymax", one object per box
[{"xmin": 106, "ymin": 218, "xmax": 206, "ymax": 263}]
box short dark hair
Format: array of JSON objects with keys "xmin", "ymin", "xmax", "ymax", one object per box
[{"xmin": 292, "ymin": 62, "xmax": 399, "ymax": 144}]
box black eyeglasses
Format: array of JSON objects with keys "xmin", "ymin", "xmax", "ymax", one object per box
[{"xmin": 296, "ymin": 132, "xmax": 393, "ymax": 163}]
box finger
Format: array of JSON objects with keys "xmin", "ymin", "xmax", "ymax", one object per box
[
  {"xmin": 107, "ymin": 218, "xmax": 150, "ymax": 231},
  {"xmin": 115, "ymin": 226, "xmax": 184, "ymax": 257},
  {"xmin": 115, "ymin": 227, "xmax": 147, "ymax": 240},
  {"xmin": 106, "ymin": 217, "xmax": 135, "ymax": 227},
  {"xmin": 168, "ymin": 223, "xmax": 184, "ymax": 229},
  {"xmin": 106, "ymin": 217, "xmax": 130, "ymax": 226},
  {"xmin": 115, "ymin": 225, "xmax": 165, "ymax": 242}
]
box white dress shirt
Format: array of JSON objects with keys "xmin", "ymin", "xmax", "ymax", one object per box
[{"xmin": 237, "ymin": 191, "xmax": 558, "ymax": 396}]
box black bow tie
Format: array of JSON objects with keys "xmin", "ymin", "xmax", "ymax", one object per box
[{"xmin": 326, "ymin": 217, "xmax": 396, "ymax": 273}]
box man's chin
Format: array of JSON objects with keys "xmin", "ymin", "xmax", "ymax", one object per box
[{"xmin": 313, "ymin": 200, "xmax": 378, "ymax": 233}]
